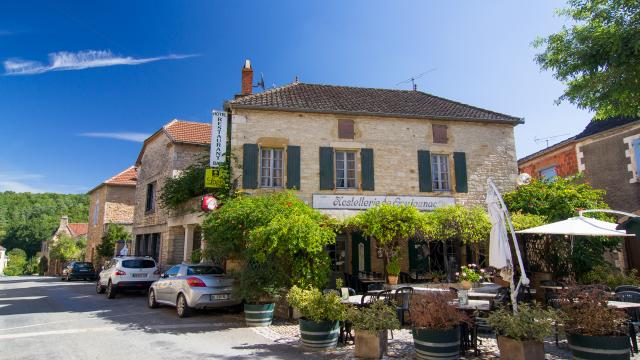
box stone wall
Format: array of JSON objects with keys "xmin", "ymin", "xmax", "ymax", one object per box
[
  {"xmin": 230, "ymin": 109, "xmax": 518, "ymax": 206},
  {"xmin": 86, "ymin": 186, "xmax": 106, "ymax": 262}
]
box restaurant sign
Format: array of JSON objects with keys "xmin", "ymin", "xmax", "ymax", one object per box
[
  {"xmin": 312, "ymin": 194, "xmax": 455, "ymax": 211},
  {"xmin": 210, "ymin": 110, "xmax": 228, "ymax": 167}
]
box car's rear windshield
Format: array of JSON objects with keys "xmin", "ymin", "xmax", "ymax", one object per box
[
  {"xmin": 121, "ymin": 260, "xmax": 156, "ymax": 269},
  {"xmin": 186, "ymin": 266, "xmax": 224, "ymax": 275},
  {"xmin": 74, "ymin": 263, "xmax": 94, "ymax": 269}
]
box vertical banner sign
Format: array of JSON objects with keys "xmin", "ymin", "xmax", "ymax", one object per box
[{"xmin": 210, "ymin": 110, "xmax": 228, "ymax": 167}]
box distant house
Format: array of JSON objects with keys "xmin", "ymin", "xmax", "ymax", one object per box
[
  {"xmin": 0, "ymin": 245, "xmax": 7, "ymax": 275},
  {"xmin": 518, "ymin": 116, "xmax": 640, "ymax": 270},
  {"xmin": 42, "ymin": 216, "xmax": 88, "ymax": 275},
  {"xmin": 85, "ymin": 166, "xmax": 137, "ymax": 264},
  {"xmin": 132, "ymin": 120, "xmax": 211, "ymax": 270}
]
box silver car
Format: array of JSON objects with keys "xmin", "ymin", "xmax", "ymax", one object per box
[{"xmin": 147, "ymin": 263, "xmax": 241, "ymax": 317}]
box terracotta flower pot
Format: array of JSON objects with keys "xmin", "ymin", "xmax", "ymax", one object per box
[
  {"xmin": 355, "ymin": 330, "xmax": 388, "ymax": 359},
  {"xmin": 387, "ymin": 275, "xmax": 399, "ymax": 285},
  {"xmin": 460, "ymin": 280, "xmax": 472, "ymax": 290},
  {"xmin": 497, "ymin": 336, "xmax": 544, "ymax": 360}
]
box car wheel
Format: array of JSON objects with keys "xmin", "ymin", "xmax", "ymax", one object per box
[
  {"xmin": 96, "ymin": 280, "xmax": 105, "ymax": 294},
  {"xmin": 176, "ymin": 294, "xmax": 191, "ymax": 318},
  {"xmin": 148, "ymin": 289, "xmax": 159, "ymax": 309},
  {"xmin": 106, "ymin": 280, "xmax": 117, "ymax": 299}
]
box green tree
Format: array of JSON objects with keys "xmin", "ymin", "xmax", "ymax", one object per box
[
  {"xmin": 97, "ymin": 224, "xmax": 130, "ymax": 259},
  {"xmin": 5, "ymin": 248, "xmax": 27, "ymax": 276},
  {"xmin": 510, "ymin": 212, "xmax": 547, "ymax": 231},
  {"xmin": 49, "ymin": 234, "xmax": 81, "ymax": 262},
  {"xmin": 345, "ymin": 204, "xmax": 424, "ymax": 278},
  {"xmin": 534, "ymin": 0, "xmax": 640, "ymax": 119},
  {"xmin": 24, "ymin": 255, "xmax": 40, "ymax": 275}
]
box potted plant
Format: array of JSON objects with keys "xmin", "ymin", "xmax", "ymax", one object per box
[
  {"xmin": 487, "ymin": 304, "xmax": 558, "ymax": 360},
  {"xmin": 236, "ymin": 263, "xmax": 279, "ymax": 327},
  {"xmin": 410, "ymin": 292, "xmax": 469, "ymax": 360},
  {"xmin": 457, "ymin": 264, "xmax": 482, "ymax": 290},
  {"xmin": 286, "ymin": 286, "xmax": 347, "ymax": 350},
  {"xmin": 386, "ymin": 254, "xmax": 401, "ymax": 285},
  {"xmin": 430, "ymin": 271, "xmax": 445, "ymax": 283},
  {"xmin": 560, "ymin": 287, "xmax": 630, "ymax": 359},
  {"xmin": 347, "ymin": 300, "xmax": 401, "ymax": 359}
]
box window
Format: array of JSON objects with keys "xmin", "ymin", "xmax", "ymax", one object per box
[
  {"xmin": 187, "ymin": 265, "xmax": 224, "ymax": 275},
  {"xmin": 164, "ymin": 265, "xmax": 180, "ymax": 277},
  {"xmin": 633, "ymin": 139, "xmax": 640, "ymax": 174},
  {"xmin": 335, "ymin": 150, "xmax": 357, "ymax": 189},
  {"xmin": 338, "ymin": 119, "xmax": 355, "ymax": 139},
  {"xmin": 122, "ymin": 259, "xmax": 156, "ymax": 269},
  {"xmin": 145, "ymin": 182, "xmax": 156, "ymax": 212},
  {"xmin": 431, "ymin": 154, "xmax": 450, "ymax": 191},
  {"xmin": 259, "ymin": 148, "xmax": 283, "ymax": 188},
  {"xmin": 92, "ymin": 199, "xmax": 99, "ymax": 226},
  {"xmin": 432, "ymin": 124, "xmax": 448, "ymax": 144},
  {"xmin": 539, "ymin": 166, "xmax": 557, "ymax": 181}
]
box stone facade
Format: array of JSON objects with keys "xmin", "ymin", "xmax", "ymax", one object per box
[{"xmin": 42, "ymin": 216, "xmax": 88, "ymax": 275}]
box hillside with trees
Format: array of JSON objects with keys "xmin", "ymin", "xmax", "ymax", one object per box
[{"xmin": 0, "ymin": 192, "xmax": 89, "ymax": 257}]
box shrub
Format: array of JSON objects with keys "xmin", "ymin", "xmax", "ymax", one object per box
[
  {"xmin": 50, "ymin": 234, "xmax": 81, "ymax": 262},
  {"xmin": 559, "ymin": 287, "xmax": 628, "ymax": 336},
  {"xmin": 24, "ymin": 256, "xmax": 40, "ymax": 275},
  {"xmin": 386, "ymin": 253, "xmax": 401, "ymax": 276},
  {"xmin": 487, "ymin": 304, "xmax": 558, "ymax": 341},
  {"xmin": 580, "ymin": 264, "xmax": 640, "ymax": 289},
  {"xmin": 410, "ymin": 292, "xmax": 469, "ymax": 330},
  {"xmin": 286, "ymin": 286, "xmax": 347, "ymax": 323},
  {"xmin": 97, "ymin": 224, "xmax": 130, "ymax": 259},
  {"xmin": 347, "ymin": 300, "xmax": 401, "ymax": 332},
  {"xmin": 457, "ymin": 264, "xmax": 482, "ymax": 282},
  {"xmin": 4, "ymin": 248, "xmax": 27, "ymax": 276},
  {"xmin": 235, "ymin": 262, "xmax": 280, "ymax": 304}
]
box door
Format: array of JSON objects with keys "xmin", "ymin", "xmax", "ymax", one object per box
[
  {"xmin": 351, "ymin": 232, "xmax": 371, "ymax": 274},
  {"xmin": 408, "ymin": 239, "xmax": 429, "ymax": 273},
  {"xmin": 155, "ymin": 265, "xmax": 180, "ymax": 302}
]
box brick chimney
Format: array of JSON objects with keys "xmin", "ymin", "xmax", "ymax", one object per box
[
  {"xmin": 241, "ymin": 59, "xmax": 253, "ymax": 96},
  {"xmin": 60, "ymin": 215, "xmax": 69, "ymax": 228}
]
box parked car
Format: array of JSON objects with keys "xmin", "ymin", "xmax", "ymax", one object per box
[
  {"xmin": 97, "ymin": 256, "xmax": 160, "ymax": 299},
  {"xmin": 62, "ymin": 261, "xmax": 97, "ymax": 281},
  {"xmin": 148, "ymin": 263, "xmax": 241, "ymax": 318}
]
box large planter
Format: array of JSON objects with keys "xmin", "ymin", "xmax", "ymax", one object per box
[
  {"xmin": 299, "ymin": 318, "xmax": 340, "ymax": 350},
  {"xmin": 567, "ymin": 333, "xmax": 630, "ymax": 360},
  {"xmin": 387, "ymin": 275, "xmax": 399, "ymax": 285},
  {"xmin": 244, "ymin": 303, "xmax": 275, "ymax": 327},
  {"xmin": 412, "ymin": 327, "xmax": 460, "ymax": 360},
  {"xmin": 355, "ymin": 330, "xmax": 388, "ymax": 359},
  {"xmin": 497, "ymin": 336, "xmax": 544, "ymax": 360}
]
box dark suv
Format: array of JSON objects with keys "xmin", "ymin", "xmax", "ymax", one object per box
[{"xmin": 62, "ymin": 261, "xmax": 97, "ymax": 281}]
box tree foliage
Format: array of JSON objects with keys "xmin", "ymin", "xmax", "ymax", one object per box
[
  {"xmin": 5, "ymin": 248, "xmax": 27, "ymax": 276},
  {"xmin": 50, "ymin": 234, "xmax": 83, "ymax": 262},
  {"xmin": 422, "ymin": 205, "xmax": 491, "ymax": 244},
  {"xmin": 0, "ymin": 192, "xmax": 89, "ymax": 257},
  {"xmin": 534, "ymin": 0, "xmax": 640, "ymax": 119},
  {"xmin": 510, "ymin": 212, "xmax": 548, "ymax": 231},
  {"xmin": 97, "ymin": 224, "xmax": 130, "ymax": 259}
]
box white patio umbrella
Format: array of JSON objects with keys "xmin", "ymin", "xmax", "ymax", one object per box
[
  {"xmin": 486, "ymin": 179, "xmax": 529, "ymax": 312},
  {"xmin": 516, "ymin": 216, "xmax": 634, "ymax": 237}
]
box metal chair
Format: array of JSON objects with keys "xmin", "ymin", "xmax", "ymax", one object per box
[
  {"xmin": 546, "ymin": 292, "xmax": 564, "ymax": 346},
  {"xmin": 394, "ymin": 287, "xmax": 414, "ymax": 326},
  {"xmin": 346, "ymin": 287, "xmax": 356, "ymax": 296},
  {"xmin": 616, "ymin": 285, "xmax": 640, "ymax": 294},
  {"xmin": 376, "ymin": 290, "xmax": 393, "ymax": 304},
  {"xmin": 615, "ymin": 291, "xmax": 640, "ymax": 353},
  {"xmin": 493, "ymin": 287, "xmax": 511, "ymax": 309},
  {"xmin": 368, "ymin": 282, "xmax": 383, "ymax": 291},
  {"xmin": 399, "ymin": 272, "xmax": 412, "ymax": 284},
  {"xmin": 360, "ymin": 292, "xmax": 377, "ymax": 306}
]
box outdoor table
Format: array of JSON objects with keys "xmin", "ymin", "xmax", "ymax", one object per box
[
  {"xmin": 467, "ymin": 291, "xmax": 496, "ymax": 299},
  {"xmin": 608, "ymin": 301, "xmax": 640, "ymax": 309},
  {"xmin": 342, "ymin": 295, "xmax": 363, "ymax": 305},
  {"xmin": 538, "ymin": 285, "xmax": 564, "ymax": 290},
  {"xmin": 452, "ymin": 299, "xmax": 491, "ymax": 311}
]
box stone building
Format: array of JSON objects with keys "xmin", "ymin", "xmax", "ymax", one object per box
[
  {"xmin": 42, "ymin": 216, "xmax": 88, "ymax": 275},
  {"xmin": 224, "ymin": 60, "xmax": 522, "ymax": 279},
  {"xmin": 85, "ymin": 166, "xmax": 137, "ymax": 264},
  {"xmin": 0, "ymin": 245, "xmax": 7, "ymax": 275},
  {"xmin": 518, "ymin": 137, "xmax": 578, "ymax": 180},
  {"xmin": 131, "ymin": 119, "xmax": 210, "ymax": 270}
]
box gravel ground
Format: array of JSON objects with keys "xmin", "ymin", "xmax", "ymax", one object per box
[{"xmin": 255, "ymin": 320, "xmax": 634, "ymax": 359}]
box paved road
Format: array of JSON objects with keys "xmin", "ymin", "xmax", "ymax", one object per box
[{"xmin": 0, "ymin": 276, "xmax": 319, "ymax": 360}]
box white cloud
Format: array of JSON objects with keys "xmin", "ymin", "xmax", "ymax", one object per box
[
  {"xmin": 0, "ymin": 180, "xmax": 44, "ymax": 193},
  {"xmin": 3, "ymin": 50, "xmax": 197, "ymax": 76},
  {"xmin": 0, "ymin": 30, "xmax": 12, "ymax": 36},
  {"xmin": 78, "ymin": 132, "xmax": 150, "ymax": 142}
]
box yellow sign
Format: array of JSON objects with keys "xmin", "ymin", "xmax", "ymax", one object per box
[{"xmin": 205, "ymin": 168, "xmax": 224, "ymax": 188}]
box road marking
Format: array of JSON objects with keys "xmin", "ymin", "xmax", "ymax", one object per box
[
  {"xmin": 0, "ymin": 296, "xmax": 47, "ymax": 301},
  {"xmin": 70, "ymin": 295, "xmax": 91, "ymax": 299},
  {"xmin": 0, "ymin": 327, "xmax": 118, "ymax": 340},
  {"xmin": 0, "ymin": 311, "xmax": 156, "ymax": 332}
]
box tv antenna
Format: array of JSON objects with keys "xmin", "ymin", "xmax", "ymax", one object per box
[
  {"xmin": 396, "ymin": 68, "xmax": 437, "ymax": 91},
  {"xmin": 534, "ymin": 133, "xmax": 570, "ymax": 148},
  {"xmin": 253, "ymin": 72, "xmax": 265, "ymax": 91}
]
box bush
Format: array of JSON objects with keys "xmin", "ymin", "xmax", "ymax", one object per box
[
  {"xmin": 50, "ymin": 234, "xmax": 81, "ymax": 262},
  {"xmin": 347, "ymin": 300, "xmax": 401, "ymax": 332},
  {"xmin": 97, "ymin": 224, "xmax": 130, "ymax": 259},
  {"xmin": 410, "ymin": 292, "xmax": 469, "ymax": 330},
  {"xmin": 580, "ymin": 264, "xmax": 640, "ymax": 289},
  {"xmin": 560, "ymin": 287, "xmax": 628, "ymax": 336},
  {"xmin": 286, "ymin": 286, "xmax": 347, "ymax": 323},
  {"xmin": 386, "ymin": 254, "xmax": 401, "ymax": 276},
  {"xmin": 24, "ymin": 256, "xmax": 40, "ymax": 275},
  {"xmin": 487, "ymin": 303, "xmax": 558, "ymax": 341},
  {"xmin": 5, "ymin": 248, "xmax": 27, "ymax": 276},
  {"xmin": 235, "ymin": 262, "xmax": 280, "ymax": 304}
]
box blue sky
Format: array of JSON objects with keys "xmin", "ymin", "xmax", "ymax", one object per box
[{"xmin": 0, "ymin": 1, "xmax": 591, "ymax": 194}]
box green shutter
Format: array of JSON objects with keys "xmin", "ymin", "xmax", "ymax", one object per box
[
  {"xmin": 242, "ymin": 143, "xmax": 258, "ymax": 189},
  {"xmin": 319, "ymin": 147, "xmax": 334, "ymax": 190},
  {"xmin": 360, "ymin": 148, "xmax": 374, "ymax": 191},
  {"xmin": 286, "ymin": 145, "xmax": 301, "ymax": 190},
  {"xmin": 418, "ymin": 150, "xmax": 432, "ymax": 192},
  {"xmin": 454, "ymin": 152, "xmax": 468, "ymax": 193}
]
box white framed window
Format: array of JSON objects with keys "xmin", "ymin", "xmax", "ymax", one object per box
[
  {"xmin": 260, "ymin": 148, "xmax": 283, "ymax": 188},
  {"xmin": 335, "ymin": 150, "xmax": 357, "ymax": 189},
  {"xmin": 539, "ymin": 166, "xmax": 557, "ymax": 181},
  {"xmin": 431, "ymin": 154, "xmax": 450, "ymax": 191}
]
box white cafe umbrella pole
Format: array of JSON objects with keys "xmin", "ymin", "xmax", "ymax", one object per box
[{"xmin": 486, "ymin": 178, "xmax": 529, "ymax": 313}]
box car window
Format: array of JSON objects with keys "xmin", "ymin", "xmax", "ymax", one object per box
[
  {"xmin": 186, "ymin": 266, "xmax": 224, "ymax": 275},
  {"xmin": 121, "ymin": 259, "xmax": 156, "ymax": 269},
  {"xmin": 74, "ymin": 263, "xmax": 94, "ymax": 270},
  {"xmin": 164, "ymin": 266, "xmax": 180, "ymax": 277}
]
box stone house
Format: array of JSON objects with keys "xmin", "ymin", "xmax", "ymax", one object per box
[
  {"xmin": 42, "ymin": 216, "xmax": 88, "ymax": 275},
  {"xmin": 131, "ymin": 119, "xmax": 211, "ymax": 270},
  {"xmin": 224, "ymin": 60, "xmax": 522, "ymax": 280},
  {"xmin": 518, "ymin": 116, "xmax": 640, "ymax": 270},
  {"xmin": 0, "ymin": 245, "xmax": 7, "ymax": 275},
  {"xmin": 85, "ymin": 166, "xmax": 137, "ymax": 264}
]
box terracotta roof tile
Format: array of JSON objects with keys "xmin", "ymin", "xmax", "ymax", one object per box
[
  {"xmin": 68, "ymin": 223, "xmax": 88, "ymax": 237},
  {"xmin": 228, "ymin": 82, "xmax": 522, "ymax": 123},
  {"xmin": 104, "ymin": 166, "xmax": 137, "ymax": 186},
  {"xmin": 163, "ymin": 120, "xmax": 211, "ymax": 145}
]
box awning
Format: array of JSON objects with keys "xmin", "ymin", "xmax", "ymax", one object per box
[{"xmin": 516, "ymin": 216, "xmax": 634, "ymax": 237}]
